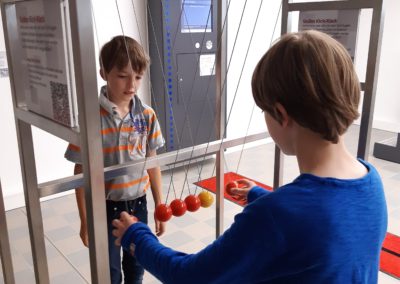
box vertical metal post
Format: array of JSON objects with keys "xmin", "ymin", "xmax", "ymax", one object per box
[
  {"xmin": 357, "ymin": 0, "xmax": 385, "ymax": 159},
  {"xmin": 68, "ymin": 0, "xmax": 110, "ymax": 282},
  {"xmin": 215, "ymin": 0, "xmax": 227, "ymax": 238},
  {"xmin": 273, "ymin": 145, "xmax": 283, "ymax": 190},
  {"xmin": 271, "ymin": 0, "xmax": 292, "ymax": 190},
  {"xmin": 0, "ymin": 181, "xmax": 15, "ymax": 284},
  {"xmin": 17, "ymin": 121, "xmax": 50, "ymax": 284},
  {"xmin": 281, "ymin": 0, "xmax": 291, "ymax": 35},
  {"xmin": 1, "ymin": 2, "xmax": 49, "ymax": 282}
]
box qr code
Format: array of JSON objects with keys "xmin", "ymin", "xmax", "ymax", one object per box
[{"xmin": 50, "ymin": 81, "xmax": 71, "ymax": 126}]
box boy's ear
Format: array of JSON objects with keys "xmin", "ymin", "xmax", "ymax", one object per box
[
  {"xmin": 275, "ymin": 103, "xmax": 291, "ymax": 127},
  {"xmin": 100, "ymin": 69, "xmax": 107, "ymax": 81}
]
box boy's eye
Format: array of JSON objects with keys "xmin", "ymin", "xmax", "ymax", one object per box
[{"xmin": 136, "ymin": 76, "xmax": 142, "ymax": 80}]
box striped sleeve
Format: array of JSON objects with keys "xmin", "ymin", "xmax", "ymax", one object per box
[
  {"xmin": 144, "ymin": 108, "xmax": 165, "ymax": 151},
  {"xmin": 64, "ymin": 143, "xmax": 82, "ymax": 164}
]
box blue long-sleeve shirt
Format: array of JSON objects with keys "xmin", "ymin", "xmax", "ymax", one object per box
[{"xmin": 122, "ymin": 160, "xmax": 387, "ymax": 283}]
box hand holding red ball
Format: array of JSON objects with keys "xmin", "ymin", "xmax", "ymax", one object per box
[
  {"xmin": 225, "ymin": 179, "xmax": 256, "ymax": 201},
  {"xmin": 225, "ymin": 181, "xmax": 238, "ymax": 195}
]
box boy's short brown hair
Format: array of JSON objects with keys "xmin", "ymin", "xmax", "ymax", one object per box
[
  {"xmin": 100, "ymin": 35, "xmax": 150, "ymax": 74},
  {"xmin": 252, "ymin": 30, "xmax": 360, "ymax": 143}
]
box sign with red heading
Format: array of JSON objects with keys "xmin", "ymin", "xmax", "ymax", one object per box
[
  {"xmin": 3, "ymin": 0, "xmax": 77, "ymax": 127},
  {"xmin": 299, "ymin": 9, "xmax": 360, "ymax": 61}
]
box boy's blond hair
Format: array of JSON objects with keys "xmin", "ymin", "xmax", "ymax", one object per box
[
  {"xmin": 100, "ymin": 35, "xmax": 150, "ymax": 74},
  {"xmin": 252, "ymin": 30, "xmax": 360, "ymax": 143}
]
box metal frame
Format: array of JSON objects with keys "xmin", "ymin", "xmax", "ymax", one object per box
[
  {"xmin": 0, "ymin": 0, "xmax": 256, "ymax": 280},
  {"xmin": 0, "ymin": 0, "xmax": 109, "ymax": 282},
  {"xmin": 215, "ymin": 0, "xmax": 228, "ymax": 237},
  {"xmin": 277, "ymin": 0, "xmax": 385, "ymax": 187},
  {"xmin": 2, "ymin": 0, "xmax": 386, "ymax": 282},
  {"xmin": 0, "ymin": 181, "xmax": 15, "ymax": 284},
  {"xmin": 68, "ymin": 0, "xmax": 110, "ymax": 282},
  {"xmin": 373, "ymin": 133, "xmax": 400, "ymax": 164}
]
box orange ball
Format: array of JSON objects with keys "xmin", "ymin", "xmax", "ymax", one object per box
[{"xmin": 198, "ymin": 191, "xmax": 214, "ymax": 208}]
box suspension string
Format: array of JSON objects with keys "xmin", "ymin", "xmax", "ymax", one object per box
[
  {"xmin": 146, "ymin": 0, "xmax": 209, "ymax": 202},
  {"xmin": 129, "ymin": 0, "xmax": 178, "ymax": 206},
  {"xmin": 193, "ymin": 0, "xmax": 252, "ymax": 191},
  {"xmin": 161, "ymin": 0, "xmax": 214, "ymax": 201},
  {"xmin": 235, "ymin": 2, "xmax": 281, "ymax": 175},
  {"xmin": 186, "ymin": 0, "xmax": 255, "ymax": 193},
  {"xmin": 130, "ymin": 0, "xmax": 168, "ymax": 154},
  {"xmin": 209, "ymin": 0, "xmax": 272, "ymax": 180},
  {"xmin": 146, "ymin": 6, "xmax": 178, "ymax": 204},
  {"xmin": 147, "ymin": 0, "xmax": 216, "ymax": 201},
  {"xmin": 146, "ymin": 0, "xmax": 188, "ymax": 203},
  {"xmin": 175, "ymin": 2, "xmax": 217, "ymax": 199},
  {"xmin": 115, "ymin": 0, "xmax": 159, "ymax": 212}
]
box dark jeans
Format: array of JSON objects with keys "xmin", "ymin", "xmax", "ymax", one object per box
[{"xmin": 106, "ymin": 195, "xmax": 148, "ymax": 284}]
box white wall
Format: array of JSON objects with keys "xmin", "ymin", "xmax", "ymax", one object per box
[
  {"xmin": 225, "ymin": 0, "xmax": 400, "ymax": 136},
  {"xmin": 373, "ymin": 0, "xmax": 400, "ymax": 132},
  {"xmin": 1, "ymin": 0, "xmax": 399, "ymax": 210},
  {"xmin": 226, "ymin": 0, "xmax": 282, "ymax": 140}
]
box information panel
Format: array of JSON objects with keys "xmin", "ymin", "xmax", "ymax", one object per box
[
  {"xmin": 299, "ymin": 10, "xmax": 360, "ymax": 60},
  {"xmin": 181, "ymin": 0, "xmax": 212, "ymax": 33},
  {"xmin": 4, "ymin": 0, "xmax": 76, "ymax": 127}
]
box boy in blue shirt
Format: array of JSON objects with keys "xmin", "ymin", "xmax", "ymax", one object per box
[
  {"xmin": 65, "ymin": 36, "xmax": 165, "ymax": 284},
  {"xmin": 112, "ymin": 30, "xmax": 387, "ymax": 283}
]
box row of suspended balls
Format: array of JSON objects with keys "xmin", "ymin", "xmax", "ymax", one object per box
[
  {"xmin": 155, "ymin": 191, "xmax": 215, "ymax": 222},
  {"xmin": 155, "ymin": 181, "xmax": 242, "ymax": 222}
]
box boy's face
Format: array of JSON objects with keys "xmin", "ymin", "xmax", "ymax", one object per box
[{"xmin": 103, "ymin": 64, "xmax": 143, "ymax": 104}]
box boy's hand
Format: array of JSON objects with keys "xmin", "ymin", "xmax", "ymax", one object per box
[
  {"xmin": 112, "ymin": 211, "xmax": 138, "ymax": 246},
  {"xmin": 80, "ymin": 223, "xmax": 89, "ymax": 247},
  {"xmin": 228, "ymin": 179, "xmax": 256, "ymax": 201},
  {"xmin": 154, "ymin": 217, "xmax": 166, "ymax": 237}
]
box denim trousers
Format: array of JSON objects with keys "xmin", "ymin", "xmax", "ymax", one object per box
[{"xmin": 106, "ymin": 195, "xmax": 148, "ymax": 284}]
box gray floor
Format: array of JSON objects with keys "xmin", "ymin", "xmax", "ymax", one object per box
[{"xmin": 1, "ymin": 125, "xmax": 400, "ymax": 283}]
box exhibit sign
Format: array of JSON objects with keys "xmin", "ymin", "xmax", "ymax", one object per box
[
  {"xmin": 3, "ymin": 0, "xmax": 77, "ymax": 127},
  {"xmin": 299, "ymin": 9, "xmax": 360, "ymax": 60}
]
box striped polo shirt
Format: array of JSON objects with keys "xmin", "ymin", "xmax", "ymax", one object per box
[{"xmin": 65, "ymin": 86, "xmax": 165, "ymax": 201}]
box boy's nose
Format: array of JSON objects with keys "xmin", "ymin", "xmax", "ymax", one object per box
[{"xmin": 128, "ymin": 77, "xmax": 136, "ymax": 91}]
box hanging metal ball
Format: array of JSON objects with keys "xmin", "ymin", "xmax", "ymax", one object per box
[
  {"xmin": 198, "ymin": 191, "xmax": 214, "ymax": 208},
  {"xmin": 170, "ymin": 199, "xmax": 187, "ymax": 217},
  {"xmin": 155, "ymin": 203, "xmax": 172, "ymax": 222},
  {"xmin": 184, "ymin": 194, "xmax": 201, "ymax": 212}
]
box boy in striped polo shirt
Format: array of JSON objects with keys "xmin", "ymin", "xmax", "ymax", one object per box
[{"xmin": 65, "ymin": 35, "xmax": 165, "ymax": 284}]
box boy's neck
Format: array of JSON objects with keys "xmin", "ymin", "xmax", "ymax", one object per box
[
  {"xmin": 295, "ymin": 131, "xmax": 367, "ymax": 179},
  {"xmin": 112, "ymin": 98, "xmax": 133, "ymax": 118}
]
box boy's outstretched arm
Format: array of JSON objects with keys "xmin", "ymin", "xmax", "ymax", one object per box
[
  {"xmin": 113, "ymin": 197, "xmax": 282, "ymax": 284},
  {"xmin": 146, "ymin": 149, "xmax": 165, "ymax": 236},
  {"xmin": 74, "ymin": 164, "xmax": 89, "ymax": 247}
]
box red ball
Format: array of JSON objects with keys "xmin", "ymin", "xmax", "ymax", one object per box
[
  {"xmin": 184, "ymin": 195, "xmax": 201, "ymax": 212},
  {"xmin": 155, "ymin": 204, "xmax": 172, "ymax": 222},
  {"xmin": 225, "ymin": 181, "xmax": 238, "ymax": 195},
  {"xmin": 170, "ymin": 199, "xmax": 187, "ymax": 217}
]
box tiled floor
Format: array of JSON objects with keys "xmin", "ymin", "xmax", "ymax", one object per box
[{"xmin": 1, "ymin": 125, "xmax": 399, "ymax": 283}]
